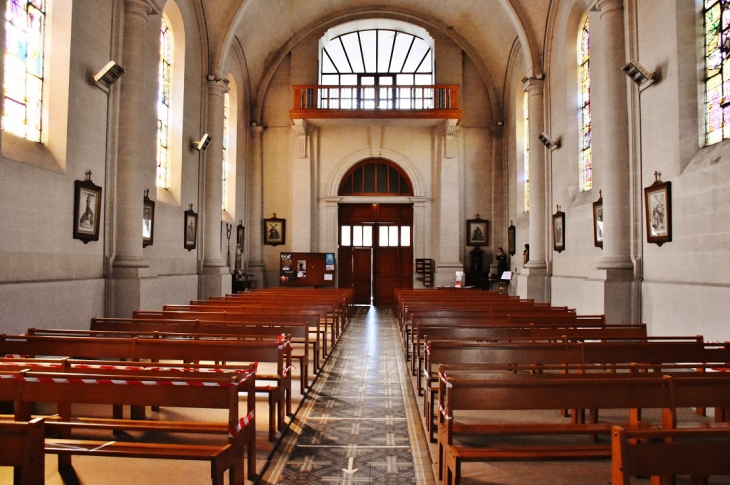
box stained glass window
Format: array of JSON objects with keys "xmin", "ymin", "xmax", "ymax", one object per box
[
  {"xmin": 222, "ymin": 91, "xmax": 229, "ymax": 211},
  {"xmin": 524, "ymin": 91, "xmax": 530, "ymax": 213},
  {"xmin": 157, "ymin": 17, "xmax": 172, "ymax": 189},
  {"xmin": 705, "ymin": 0, "xmax": 730, "ymax": 145},
  {"xmin": 3, "ymin": 0, "xmax": 45, "ymax": 142},
  {"xmin": 579, "ymin": 18, "xmax": 592, "ymax": 191}
]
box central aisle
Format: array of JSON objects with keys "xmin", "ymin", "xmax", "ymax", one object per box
[{"xmin": 262, "ymin": 305, "xmax": 434, "ymax": 484}]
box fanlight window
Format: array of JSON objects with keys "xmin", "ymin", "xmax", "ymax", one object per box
[
  {"xmin": 321, "ymin": 28, "xmax": 433, "ymax": 87},
  {"xmin": 338, "ymin": 159, "xmax": 413, "ymax": 196}
]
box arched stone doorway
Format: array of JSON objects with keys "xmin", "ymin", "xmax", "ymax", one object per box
[{"xmin": 337, "ymin": 159, "xmax": 414, "ymax": 305}]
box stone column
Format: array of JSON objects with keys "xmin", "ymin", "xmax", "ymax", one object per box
[
  {"xmin": 200, "ymin": 78, "xmax": 231, "ymax": 298},
  {"xmin": 435, "ymin": 119, "xmax": 464, "ymax": 287},
  {"xmin": 110, "ymin": 0, "xmax": 160, "ymax": 317},
  {"xmin": 291, "ymin": 119, "xmax": 311, "ymax": 252},
  {"xmin": 523, "ymin": 79, "xmax": 548, "ymax": 302},
  {"xmin": 247, "ymin": 125, "xmax": 265, "ymax": 287},
  {"xmin": 591, "ymin": 0, "xmax": 634, "ymax": 323}
]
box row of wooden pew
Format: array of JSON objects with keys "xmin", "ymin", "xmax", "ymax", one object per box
[
  {"xmin": 0, "ymin": 287, "xmax": 353, "ymax": 484},
  {"xmin": 395, "ymin": 288, "xmax": 730, "ymax": 485}
]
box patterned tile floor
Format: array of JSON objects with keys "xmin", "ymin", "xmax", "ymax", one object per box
[{"xmin": 261, "ymin": 305, "xmax": 434, "ymax": 484}]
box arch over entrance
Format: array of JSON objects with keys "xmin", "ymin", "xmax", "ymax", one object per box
[{"xmin": 337, "ymin": 158, "xmax": 414, "ymax": 305}]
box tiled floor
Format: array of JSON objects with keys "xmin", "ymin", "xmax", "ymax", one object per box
[{"xmin": 262, "ymin": 305, "xmax": 434, "ymax": 484}]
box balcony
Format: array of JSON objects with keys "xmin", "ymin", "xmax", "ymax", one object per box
[{"xmin": 290, "ymin": 84, "xmax": 462, "ymax": 121}]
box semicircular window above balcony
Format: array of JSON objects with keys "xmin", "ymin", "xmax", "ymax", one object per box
[
  {"xmin": 338, "ymin": 159, "xmax": 413, "ymax": 196},
  {"xmin": 320, "ymin": 20, "xmax": 434, "ymax": 87}
]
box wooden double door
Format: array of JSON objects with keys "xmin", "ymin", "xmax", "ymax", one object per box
[{"xmin": 338, "ymin": 204, "xmax": 413, "ymax": 306}]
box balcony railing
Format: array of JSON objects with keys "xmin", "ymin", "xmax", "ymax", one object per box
[{"xmin": 290, "ymin": 84, "xmax": 461, "ymax": 120}]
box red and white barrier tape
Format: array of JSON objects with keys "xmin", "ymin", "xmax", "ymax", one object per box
[
  {"xmin": 228, "ymin": 410, "xmax": 255, "ymax": 437},
  {"xmin": 438, "ymin": 403, "xmax": 453, "ymax": 420}
]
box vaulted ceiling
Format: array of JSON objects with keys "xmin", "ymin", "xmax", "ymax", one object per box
[{"xmin": 201, "ymin": 0, "xmax": 552, "ymax": 112}]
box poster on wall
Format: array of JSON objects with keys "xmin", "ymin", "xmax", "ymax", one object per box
[
  {"xmin": 325, "ymin": 253, "xmax": 335, "ymax": 271},
  {"xmin": 280, "ymin": 253, "xmax": 296, "ymax": 282},
  {"xmin": 297, "ymin": 260, "xmax": 307, "ymax": 278}
]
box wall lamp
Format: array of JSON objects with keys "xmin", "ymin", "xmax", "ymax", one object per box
[
  {"xmin": 191, "ymin": 134, "xmax": 212, "ymax": 151},
  {"xmin": 621, "ymin": 61, "xmax": 656, "ymax": 89},
  {"xmin": 92, "ymin": 61, "xmax": 125, "ymax": 87},
  {"xmin": 538, "ymin": 132, "xmax": 560, "ymax": 150}
]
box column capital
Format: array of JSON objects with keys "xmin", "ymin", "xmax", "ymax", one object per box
[
  {"xmin": 251, "ymin": 125, "xmax": 265, "ymax": 137},
  {"xmin": 590, "ymin": 0, "xmax": 623, "ymax": 15},
  {"xmin": 124, "ymin": 0, "xmax": 161, "ymax": 17},
  {"xmin": 522, "ymin": 77, "xmax": 544, "ymax": 94},
  {"xmin": 207, "ymin": 78, "xmax": 229, "ymax": 97}
]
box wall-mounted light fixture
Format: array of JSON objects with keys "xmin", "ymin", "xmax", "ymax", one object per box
[
  {"xmin": 538, "ymin": 132, "xmax": 560, "ymax": 150},
  {"xmin": 191, "ymin": 134, "xmax": 212, "ymax": 151},
  {"xmin": 621, "ymin": 61, "xmax": 656, "ymax": 89},
  {"xmin": 92, "ymin": 61, "xmax": 125, "ymax": 87}
]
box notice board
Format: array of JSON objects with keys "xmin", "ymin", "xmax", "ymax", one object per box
[{"xmin": 280, "ymin": 252, "xmax": 335, "ymax": 287}]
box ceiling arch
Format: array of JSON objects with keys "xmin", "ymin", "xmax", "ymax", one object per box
[{"xmin": 206, "ymin": 1, "xmax": 548, "ymax": 124}]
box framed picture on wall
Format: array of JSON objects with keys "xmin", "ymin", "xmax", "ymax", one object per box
[
  {"xmin": 142, "ymin": 190, "xmax": 154, "ymax": 247},
  {"xmin": 507, "ymin": 223, "xmax": 516, "ymax": 255},
  {"xmin": 644, "ymin": 174, "xmax": 671, "ymax": 246},
  {"xmin": 72, "ymin": 172, "xmax": 102, "ymax": 244},
  {"xmin": 593, "ymin": 191, "xmax": 603, "ymax": 249},
  {"xmin": 264, "ymin": 214, "xmax": 286, "ymax": 246},
  {"xmin": 553, "ymin": 207, "xmax": 565, "ymax": 253},
  {"xmin": 184, "ymin": 204, "xmax": 198, "ymax": 251},
  {"xmin": 466, "ymin": 217, "xmax": 489, "ymax": 246}
]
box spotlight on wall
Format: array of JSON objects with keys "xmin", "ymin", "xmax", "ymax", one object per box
[
  {"xmin": 191, "ymin": 134, "xmax": 212, "ymax": 151},
  {"xmin": 92, "ymin": 61, "xmax": 125, "ymax": 86},
  {"xmin": 621, "ymin": 60, "xmax": 656, "ymax": 89},
  {"xmin": 538, "ymin": 132, "xmax": 560, "ymax": 150}
]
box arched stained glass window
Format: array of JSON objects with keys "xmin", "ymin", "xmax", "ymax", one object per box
[
  {"xmin": 222, "ymin": 91, "xmax": 229, "ymax": 211},
  {"xmin": 157, "ymin": 16, "xmax": 172, "ymax": 189},
  {"xmin": 705, "ymin": 0, "xmax": 730, "ymax": 145},
  {"xmin": 338, "ymin": 159, "xmax": 413, "ymax": 196},
  {"xmin": 3, "ymin": 0, "xmax": 45, "ymax": 142},
  {"xmin": 579, "ymin": 18, "xmax": 592, "ymax": 190},
  {"xmin": 524, "ymin": 91, "xmax": 530, "ymax": 213}
]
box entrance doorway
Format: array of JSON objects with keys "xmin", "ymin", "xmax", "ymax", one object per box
[{"xmin": 338, "ymin": 204, "xmax": 413, "ymax": 306}]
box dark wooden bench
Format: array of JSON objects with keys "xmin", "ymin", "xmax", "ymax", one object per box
[
  {"xmin": 87, "ymin": 317, "xmax": 316, "ymax": 394},
  {"xmin": 437, "ymin": 372, "xmax": 730, "ymax": 485},
  {"xmin": 411, "ymin": 322, "xmax": 646, "ymax": 376},
  {"xmin": 2, "ymin": 368, "xmax": 256, "ymax": 483},
  {"xmin": 0, "ymin": 334, "xmax": 290, "ymax": 441},
  {"xmin": 0, "ymin": 417, "xmax": 45, "ymax": 485}
]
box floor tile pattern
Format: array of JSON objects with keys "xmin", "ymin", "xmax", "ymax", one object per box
[{"xmin": 275, "ymin": 306, "xmax": 419, "ymax": 484}]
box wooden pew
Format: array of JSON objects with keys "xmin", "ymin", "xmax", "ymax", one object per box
[
  {"xmin": 0, "ymin": 417, "xmax": 45, "ymax": 485},
  {"xmin": 0, "ymin": 334, "xmax": 290, "ymax": 441},
  {"xmin": 611, "ymin": 426, "xmax": 730, "ymax": 485},
  {"xmin": 410, "ymin": 321, "xmax": 643, "ymax": 375},
  {"xmin": 3, "ymin": 368, "xmax": 257, "ymax": 483},
  {"xmin": 134, "ymin": 308, "xmax": 333, "ymax": 358},
  {"xmin": 421, "ymin": 339, "xmax": 726, "ymax": 441},
  {"xmin": 437, "ymin": 372, "xmax": 730, "ymax": 485},
  {"xmin": 89, "ymin": 317, "xmax": 317, "ymax": 394}
]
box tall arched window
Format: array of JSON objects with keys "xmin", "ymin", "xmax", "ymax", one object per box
[
  {"xmin": 579, "ymin": 18, "xmax": 592, "ymax": 191},
  {"xmin": 157, "ymin": 16, "xmax": 172, "ymax": 189},
  {"xmin": 523, "ymin": 91, "xmax": 530, "ymax": 213},
  {"xmin": 3, "ymin": 0, "xmax": 45, "ymax": 142},
  {"xmin": 705, "ymin": 0, "xmax": 730, "ymax": 145},
  {"xmin": 222, "ymin": 91, "xmax": 229, "ymax": 211}
]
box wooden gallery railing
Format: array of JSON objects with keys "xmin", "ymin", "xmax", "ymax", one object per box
[{"xmin": 290, "ymin": 84, "xmax": 462, "ymax": 119}]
